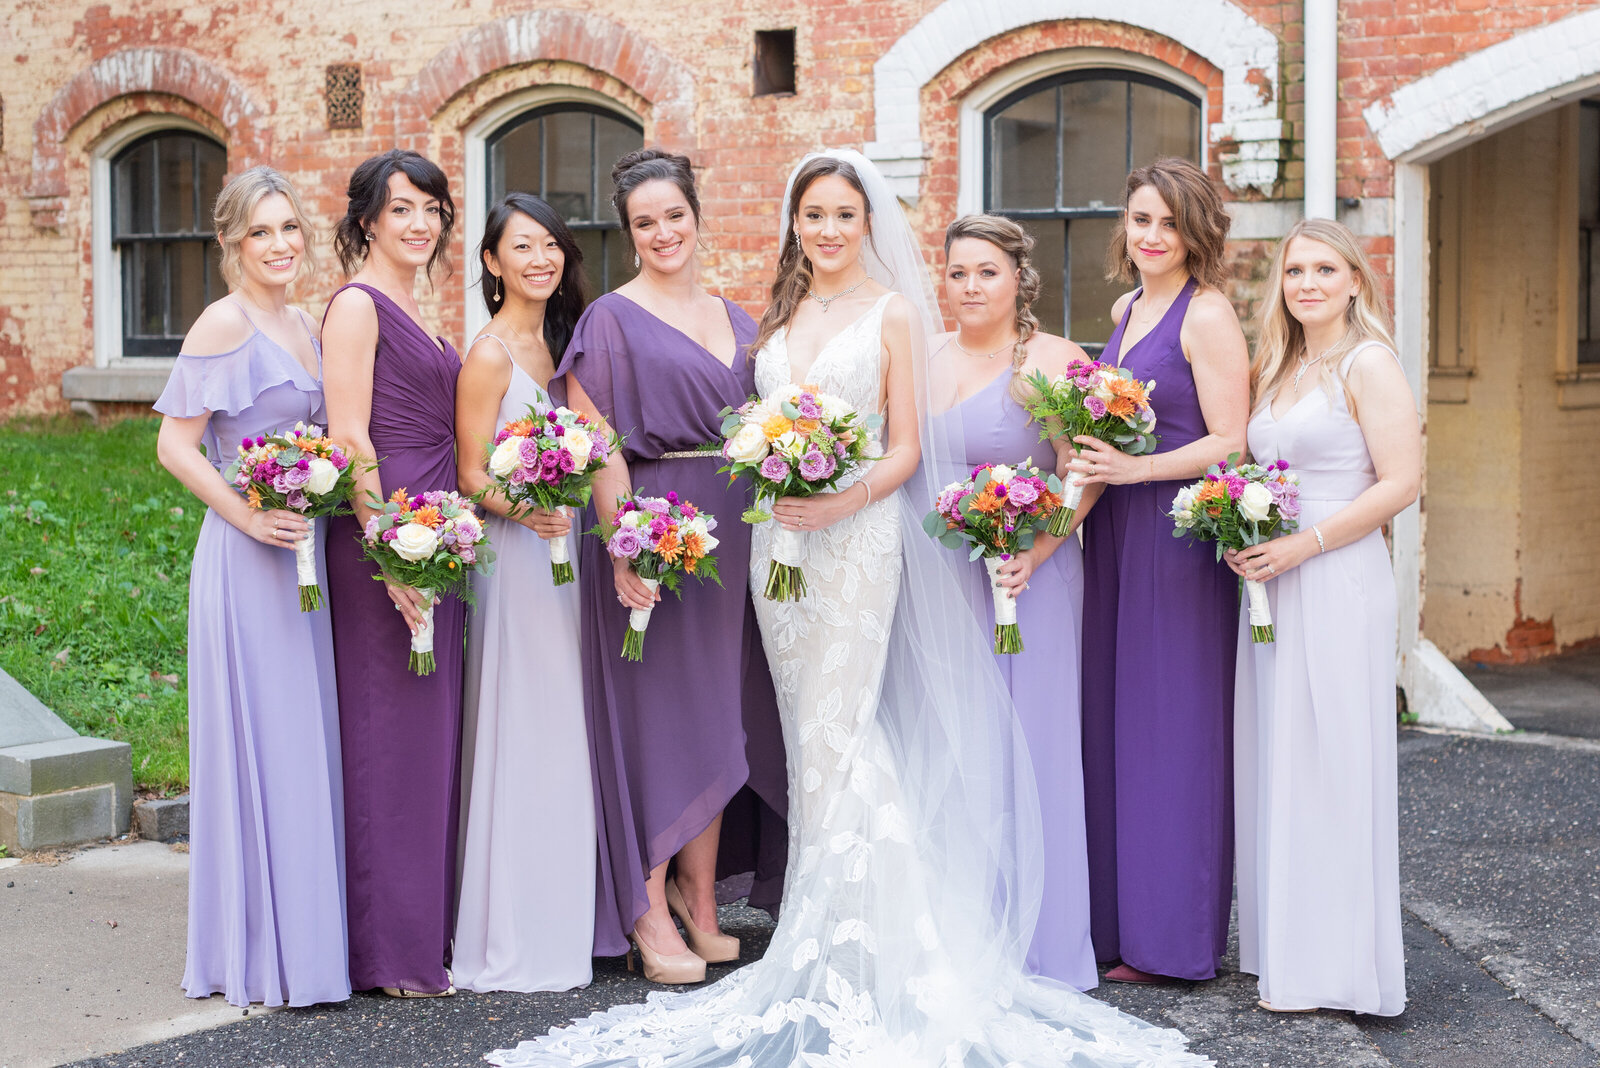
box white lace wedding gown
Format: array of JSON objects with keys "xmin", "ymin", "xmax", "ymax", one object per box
[{"xmin": 485, "ymin": 294, "xmax": 1208, "ymax": 1067}]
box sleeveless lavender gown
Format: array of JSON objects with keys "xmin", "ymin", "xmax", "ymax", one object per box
[
  {"xmin": 324, "ymin": 283, "xmax": 465, "ymax": 993},
  {"xmin": 948, "ymin": 367, "xmax": 1097, "ymax": 990},
  {"xmin": 155, "ymin": 313, "xmax": 348, "ymax": 1007},
  {"xmin": 556, "ymin": 292, "xmax": 787, "ymax": 957},
  {"xmin": 1081, "ymin": 278, "xmax": 1237, "ymax": 980}
]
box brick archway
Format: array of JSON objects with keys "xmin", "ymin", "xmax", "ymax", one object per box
[
  {"xmin": 29, "ymin": 47, "xmax": 269, "ymax": 222},
  {"xmin": 399, "ymin": 9, "xmax": 696, "ymax": 145}
]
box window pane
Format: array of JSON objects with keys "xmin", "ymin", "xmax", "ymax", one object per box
[
  {"xmin": 1130, "ymin": 82, "xmax": 1201, "ymax": 170},
  {"xmin": 1024, "ymin": 220, "xmax": 1066, "ymax": 337},
  {"xmin": 157, "ymin": 140, "xmax": 196, "ymax": 233},
  {"xmin": 492, "ymin": 118, "xmax": 544, "ymax": 201},
  {"xmin": 196, "ymin": 141, "xmax": 227, "ymax": 232},
  {"xmin": 115, "ymin": 140, "xmax": 156, "ymax": 235},
  {"xmin": 1069, "ymin": 216, "xmax": 1121, "ymax": 348},
  {"xmin": 1060, "ymin": 80, "xmax": 1127, "ymax": 209},
  {"xmin": 595, "ymin": 115, "xmax": 643, "ymax": 218},
  {"xmin": 171, "ymin": 241, "xmax": 209, "ymax": 334},
  {"xmin": 991, "ymin": 89, "xmax": 1057, "ymax": 210},
  {"xmin": 544, "ymin": 111, "xmax": 595, "ymax": 223},
  {"xmin": 127, "ymin": 243, "xmax": 166, "ymax": 337},
  {"xmin": 574, "ymin": 229, "xmax": 607, "ymax": 294},
  {"xmin": 1580, "ymin": 105, "xmax": 1599, "ymax": 227}
]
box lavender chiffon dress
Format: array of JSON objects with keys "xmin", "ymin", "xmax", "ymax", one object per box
[
  {"xmin": 951, "ymin": 368, "xmax": 1097, "ymax": 990},
  {"xmin": 1080, "ymin": 278, "xmax": 1237, "ymax": 980},
  {"xmin": 557, "ymin": 292, "xmax": 786, "ymax": 957},
  {"xmin": 155, "ymin": 313, "xmax": 348, "ymax": 1007},
  {"xmin": 323, "ymin": 283, "xmax": 465, "ymax": 993}
]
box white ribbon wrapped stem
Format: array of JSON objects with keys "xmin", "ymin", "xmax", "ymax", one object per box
[
  {"xmin": 984, "ymin": 556, "xmax": 1017, "ymax": 626},
  {"xmin": 771, "ymin": 527, "xmax": 805, "ymax": 567},
  {"xmin": 412, "ymin": 587, "xmax": 436, "ymax": 657},
  {"xmin": 629, "ymin": 577, "xmax": 661, "ymax": 632},
  {"xmin": 294, "ymin": 516, "xmax": 318, "ymax": 586},
  {"xmin": 1060, "ymin": 479, "xmax": 1086, "ymax": 513},
  {"xmin": 549, "ymin": 533, "xmax": 571, "ymax": 566},
  {"xmin": 1244, "ymin": 579, "xmax": 1272, "ymax": 627}
]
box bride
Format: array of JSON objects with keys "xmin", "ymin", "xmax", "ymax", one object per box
[{"xmin": 486, "ymin": 150, "xmax": 1210, "ymax": 1068}]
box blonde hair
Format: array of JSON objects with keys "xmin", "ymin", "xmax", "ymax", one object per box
[
  {"xmin": 214, "ymin": 165, "xmax": 318, "ymax": 289},
  {"xmin": 943, "ymin": 214, "xmax": 1041, "ymax": 404},
  {"xmin": 1252, "ymin": 217, "xmax": 1395, "ymax": 420},
  {"xmin": 1105, "ymin": 156, "xmax": 1231, "ymax": 292}
]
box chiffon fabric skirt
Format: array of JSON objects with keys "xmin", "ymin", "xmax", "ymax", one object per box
[
  {"xmin": 1234, "ymin": 506, "xmax": 1406, "ymax": 1016},
  {"xmin": 183, "ymin": 513, "xmax": 349, "ymax": 1007}
]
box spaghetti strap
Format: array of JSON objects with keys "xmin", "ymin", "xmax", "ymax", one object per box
[{"xmin": 475, "ymin": 332, "xmax": 515, "ymax": 361}]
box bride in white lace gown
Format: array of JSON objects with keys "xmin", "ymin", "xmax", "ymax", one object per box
[{"xmin": 486, "ymin": 151, "xmax": 1209, "ymax": 1068}]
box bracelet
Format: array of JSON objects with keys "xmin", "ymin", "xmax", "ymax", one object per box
[
  {"xmin": 1312, "ymin": 524, "xmax": 1326, "ymax": 553},
  {"xmin": 859, "ymin": 479, "xmax": 873, "ymax": 506}
]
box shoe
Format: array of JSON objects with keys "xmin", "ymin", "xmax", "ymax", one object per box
[
  {"xmin": 665, "ymin": 877, "xmax": 740, "ymax": 964},
  {"xmin": 1105, "ymin": 963, "xmax": 1167, "ymax": 985},
  {"xmin": 627, "ymin": 928, "xmax": 707, "ymax": 984},
  {"xmin": 1257, "ymin": 999, "xmax": 1316, "ymax": 1013},
  {"xmin": 380, "ymin": 966, "xmax": 456, "ymax": 998}
]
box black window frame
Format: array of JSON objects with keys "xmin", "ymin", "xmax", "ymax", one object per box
[
  {"xmin": 486, "ymin": 103, "xmax": 644, "ymax": 295},
  {"xmin": 1579, "ymin": 99, "xmax": 1600, "ymax": 365},
  {"xmin": 111, "ymin": 130, "xmax": 227, "ymax": 357},
  {"xmin": 983, "ymin": 69, "xmax": 1202, "ymax": 351}
]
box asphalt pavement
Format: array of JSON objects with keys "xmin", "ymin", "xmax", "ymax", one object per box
[{"xmin": 4, "ymin": 725, "xmax": 1595, "ymax": 1068}]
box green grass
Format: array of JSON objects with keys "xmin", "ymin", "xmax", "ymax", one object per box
[{"xmin": 0, "ymin": 416, "xmax": 197, "ymax": 792}]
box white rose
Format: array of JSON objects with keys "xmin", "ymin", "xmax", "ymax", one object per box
[
  {"xmin": 1238, "ymin": 482, "xmax": 1275, "ymax": 523},
  {"xmin": 1169, "ymin": 485, "xmax": 1197, "ymax": 520},
  {"xmin": 488, "ymin": 435, "xmax": 523, "ymax": 479},
  {"xmin": 726, "ymin": 423, "xmax": 770, "ymax": 463},
  {"xmin": 392, "ymin": 522, "xmax": 440, "ymax": 562},
  {"xmin": 774, "ymin": 430, "xmax": 806, "ymax": 459},
  {"xmin": 620, "ymin": 510, "xmax": 645, "ymax": 529},
  {"xmin": 989, "ymin": 464, "xmax": 1015, "ymax": 484},
  {"xmin": 304, "ymin": 456, "xmax": 340, "ymax": 495},
  {"xmin": 688, "ymin": 516, "xmax": 720, "ymax": 553},
  {"xmin": 818, "ymin": 392, "xmax": 851, "ymax": 421},
  {"xmin": 561, "ymin": 427, "xmax": 593, "ymax": 460},
  {"xmin": 1092, "ymin": 382, "xmax": 1116, "ymax": 403}
]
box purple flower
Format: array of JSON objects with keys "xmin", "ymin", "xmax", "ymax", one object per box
[
  {"xmin": 680, "ymin": 502, "xmax": 698, "ymax": 520},
  {"xmin": 556, "ymin": 450, "xmax": 576, "ymax": 474},
  {"xmin": 458, "ymin": 546, "xmax": 477, "ymax": 565},
  {"xmin": 935, "ymin": 486, "xmax": 963, "ymax": 515},
  {"xmin": 381, "ymin": 527, "xmax": 399, "ymax": 542},
  {"xmin": 834, "ymin": 439, "xmax": 848, "ymax": 458},
  {"xmin": 296, "ymin": 457, "xmax": 310, "ymax": 471},
  {"xmin": 1224, "ymin": 475, "xmax": 1247, "ymax": 500},
  {"xmin": 1275, "ymin": 459, "xmax": 1290, "ymax": 470},
  {"xmin": 1006, "ymin": 480, "xmax": 1040, "ymax": 507},
  {"xmin": 649, "ymin": 515, "xmax": 669, "ymax": 537},
  {"xmin": 759, "ymin": 455, "xmax": 790, "ymax": 481},
  {"xmin": 1279, "ymin": 497, "xmax": 1302, "ymax": 521},
  {"xmin": 643, "ymin": 497, "xmax": 670, "ymax": 516},
  {"xmin": 521, "ymin": 439, "xmax": 544, "ymax": 466},
  {"xmin": 797, "ymin": 400, "xmax": 822, "ymax": 420},
  {"xmin": 363, "ymin": 516, "xmax": 381, "ymax": 538},
  {"xmin": 666, "ymin": 491, "xmax": 679, "ymax": 505},
  {"xmin": 281, "ymin": 465, "xmax": 311, "ymax": 489},
  {"xmin": 286, "ymin": 489, "xmax": 308, "ymax": 510},
  {"xmin": 330, "ymin": 451, "xmax": 349, "ymax": 470},
  {"xmin": 609, "ymin": 527, "xmax": 644, "ymax": 559},
  {"xmin": 798, "ymin": 448, "xmax": 836, "ymax": 481},
  {"xmin": 1084, "ymin": 395, "xmax": 1108, "ymax": 419},
  {"xmin": 239, "ymin": 436, "xmax": 252, "ymax": 449}
]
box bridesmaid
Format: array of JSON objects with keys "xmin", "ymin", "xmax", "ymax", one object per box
[
  {"xmin": 1228, "ymin": 218, "xmax": 1415, "ymax": 1015},
  {"xmin": 559, "ymin": 147, "xmax": 786, "ymax": 984},
  {"xmin": 933, "ymin": 214, "xmax": 1098, "ymax": 991},
  {"xmin": 322, "ymin": 149, "xmax": 464, "ymax": 998},
  {"xmin": 453, "ymin": 193, "xmax": 596, "ymax": 992},
  {"xmin": 154, "ymin": 166, "xmax": 348, "ymax": 1007},
  {"xmin": 1070, "ymin": 156, "xmax": 1250, "ymax": 983}
]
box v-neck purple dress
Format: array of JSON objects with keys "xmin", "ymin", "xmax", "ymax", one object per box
[
  {"xmin": 556, "ymin": 292, "xmax": 787, "ymax": 957},
  {"xmin": 1080, "ymin": 277, "xmax": 1237, "ymax": 980},
  {"xmin": 324, "ymin": 282, "xmax": 465, "ymax": 993}
]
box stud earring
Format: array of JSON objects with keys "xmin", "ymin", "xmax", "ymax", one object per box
[{"xmin": 365, "ymin": 232, "xmax": 373, "ymax": 242}]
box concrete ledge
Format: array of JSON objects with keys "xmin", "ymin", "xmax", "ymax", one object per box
[
  {"xmin": 134, "ymin": 796, "xmax": 189, "ymax": 841},
  {"xmin": 61, "ymin": 363, "xmax": 172, "ymax": 404},
  {"xmin": 0, "ymin": 783, "xmax": 117, "ymax": 851},
  {"xmin": 0, "ymin": 670, "xmax": 78, "ymax": 749},
  {"xmin": 1402, "ymin": 638, "xmax": 1517, "ymax": 733}
]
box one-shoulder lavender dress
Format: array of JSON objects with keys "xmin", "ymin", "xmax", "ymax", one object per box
[
  {"xmin": 1080, "ymin": 278, "xmax": 1237, "ymax": 980},
  {"xmin": 556, "ymin": 292, "xmax": 787, "ymax": 957},
  {"xmin": 951, "ymin": 366, "xmax": 1097, "ymax": 990},
  {"xmin": 155, "ymin": 308, "xmax": 348, "ymax": 1007},
  {"xmin": 324, "ymin": 282, "xmax": 465, "ymax": 993}
]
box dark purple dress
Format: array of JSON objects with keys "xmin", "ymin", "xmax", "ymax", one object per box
[
  {"xmin": 557, "ymin": 292, "xmax": 786, "ymax": 957},
  {"xmin": 1080, "ymin": 278, "xmax": 1237, "ymax": 980},
  {"xmin": 324, "ymin": 283, "xmax": 465, "ymax": 992}
]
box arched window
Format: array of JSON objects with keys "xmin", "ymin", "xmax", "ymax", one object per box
[
  {"xmin": 985, "ymin": 71, "xmax": 1200, "ymax": 349},
  {"xmin": 112, "ymin": 131, "xmax": 227, "ymax": 356},
  {"xmin": 487, "ymin": 104, "xmax": 644, "ymax": 294}
]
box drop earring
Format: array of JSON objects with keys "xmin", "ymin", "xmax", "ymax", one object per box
[
  {"xmin": 493, "ymin": 276, "xmax": 501, "ymax": 302},
  {"xmin": 634, "ymin": 251, "xmax": 641, "ymax": 270}
]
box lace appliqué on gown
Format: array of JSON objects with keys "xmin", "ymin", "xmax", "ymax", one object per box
[{"xmin": 486, "ymin": 295, "xmax": 1209, "ymax": 1067}]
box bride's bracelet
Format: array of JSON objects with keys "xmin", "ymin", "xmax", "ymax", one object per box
[{"xmin": 859, "ymin": 479, "xmax": 873, "ymax": 506}]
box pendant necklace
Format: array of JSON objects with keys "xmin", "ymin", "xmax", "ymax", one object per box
[
  {"xmin": 1293, "ymin": 349, "xmax": 1326, "ymax": 391},
  {"xmin": 808, "ymin": 276, "xmax": 869, "ymax": 313},
  {"xmin": 951, "ymin": 333, "xmax": 1017, "ymax": 360}
]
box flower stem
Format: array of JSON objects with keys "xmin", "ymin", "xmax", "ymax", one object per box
[
  {"xmin": 622, "ymin": 627, "xmax": 646, "ymax": 661},
  {"xmin": 994, "ymin": 623, "xmax": 1024, "ymax": 655},
  {"xmin": 551, "ymin": 561, "xmax": 575, "ymax": 586}
]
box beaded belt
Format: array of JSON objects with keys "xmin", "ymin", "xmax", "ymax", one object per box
[{"xmin": 657, "ymin": 445, "xmax": 721, "ymax": 460}]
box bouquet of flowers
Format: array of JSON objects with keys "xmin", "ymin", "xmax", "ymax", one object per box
[
  {"xmin": 1024, "ymin": 360, "xmax": 1158, "ymax": 535},
  {"xmin": 921, "ymin": 461, "xmax": 1066, "ymax": 654},
  {"xmin": 719, "ymin": 383, "xmax": 881, "ymax": 601},
  {"xmin": 223, "ymin": 422, "xmax": 358, "ymax": 611},
  {"xmin": 1170, "ymin": 455, "xmax": 1301, "ymax": 643},
  {"xmin": 483, "ymin": 403, "xmax": 618, "ymax": 585},
  {"xmin": 362, "ymin": 488, "xmax": 494, "ymax": 674},
  {"xmin": 596, "ymin": 490, "xmax": 721, "ymax": 661}
]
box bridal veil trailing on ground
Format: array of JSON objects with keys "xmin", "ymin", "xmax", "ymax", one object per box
[{"xmin": 484, "ymin": 149, "xmax": 1211, "ymax": 1068}]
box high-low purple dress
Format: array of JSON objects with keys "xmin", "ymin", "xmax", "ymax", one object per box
[
  {"xmin": 950, "ymin": 366, "xmax": 1097, "ymax": 990},
  {"xmin": 157, "ymin": 306, "xmax": 348, "ymax": 1008},
  {"xmin": 1080, "ymin": 277, "xmax": 1237, "ymax": 980},
  {"xmin": 324, "ymin": 282, "xmax": 466, "ymax": 993},
  {"xmin": 556, "ymin": 292, "xmax": 787, "ymax": 957}
]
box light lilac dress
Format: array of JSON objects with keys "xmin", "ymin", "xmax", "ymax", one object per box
[
  {"xmin": 154, "ymin": 309, "xmax": 349, "ymax": 1008},
  {"xmin": 950, "ymin": 366, "xmax": 1097, "ymax": 990},
  {"xmin": 1235, "ymin": 342, "xmax": 1406, "ymax": 1015},
  {"xmin": 454, "ymin": 340, "xmax": 595, "ymax": 992}
]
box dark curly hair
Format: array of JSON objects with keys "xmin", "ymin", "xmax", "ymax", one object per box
[
  {"xmin": 334, "ymin": 149, "xmax": 456, "ymax": 281},
  {"xmin": 609, "ymin": 147, "xmax": 701, "ymax": 229}
]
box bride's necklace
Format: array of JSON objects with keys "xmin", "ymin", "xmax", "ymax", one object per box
[
  {"xmin": 1292, "ymin": 348, "xmax": 1328, "ymax": 392},
  {"xmin": 807, "ymin": 276, "xmax": 868, "ymax": 313},
  {"xmin": 951, "ymin": 332, "xmax": 1017, "ymax": 360}
]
